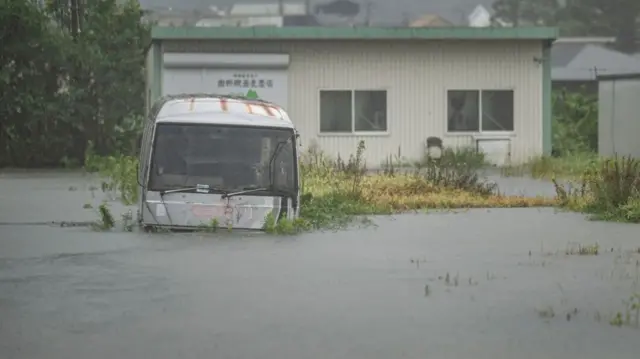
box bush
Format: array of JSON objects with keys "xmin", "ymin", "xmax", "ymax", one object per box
[
  {"xmin": 554, "ymin": 155, "xmax": 640, "ymax": 223},
  {"xmin": 0, "ymin": 0, "xmax": 148, "ymax": 168},
  {"xmin": 552, "ymin": 90, "xmax": 598, "ymax": 156},
  {"xmin": 291, "ymin": 142, "xmax": 554, "ymax": 232}
]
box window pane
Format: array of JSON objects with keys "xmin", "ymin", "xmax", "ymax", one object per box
[
  {"xmin": 354, "ymin": 90, "xmax": 387, "ymax": 132},
  {"xmin": 447, "ymin": 90, "xmax": 479, "ymax": 132},
  {"xmin": 320, "ymin": 90, "xmax": 352, "ymax": 133},
  {"xmin": 481, "ymin": 90, "xmax": 514, "ymax": 131},
  {"xmin": 148, "ymin": 124, "xmax": 295, "ymax": 192}
]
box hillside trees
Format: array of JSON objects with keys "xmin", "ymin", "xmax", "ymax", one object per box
[{"xmin": 0, "ymin": 0, "xmax": 149, "ymax": 167}]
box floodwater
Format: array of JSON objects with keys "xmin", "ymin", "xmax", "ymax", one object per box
[{"xmin": 1, "ymin": 171, "xmax": 639, "ymax": 359}]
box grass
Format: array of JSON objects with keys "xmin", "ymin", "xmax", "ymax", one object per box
[
  {"xmin": 84, "ymin": 141, "xmax": 559, "ymax": 234},
  {"xmin": 552, "ymin": 155, "xmax": 640, "ymax": 223},
  {"xmin": 501, "ymin": 153, "xmax": 600, "ymax": 180},
  {"xmin": 84, "ymin": 142, "xmax": 640, "ymax": 232},
  {"xmin": 499, "ymin": 151, "xmax": 640, "ymax": 224}
]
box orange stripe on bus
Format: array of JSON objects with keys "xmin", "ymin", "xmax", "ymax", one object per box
[
  {"xmin": 262, "ymin": 105, "xmax": 274, "ymax": 116},
  {"xmin": 245, "ymin": 103, "xmax": 253, "ymax": 114}
]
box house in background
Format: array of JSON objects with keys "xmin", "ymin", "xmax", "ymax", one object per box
[
  {"xmin": 149, "ymin": 26, "xmax": 557, "ymax": 166},
  {"xmin": 597, "ymin": 72, "xmax": 640, "ymax": 158},
  {"xmin": 149, "ymin": 2, "xmax": 320, "ymax": 28},
  {"xmin": 551, "ymin": 37, "xmax": 640, "ymax": 94},
  {"xmin": 467, "ymin": 4, "xmax": 495, "ymax": 27},
  {"xmin": 145, "ymin": 1, "xmax": 503, "ymax": 28},
  {"xmin": 409, "ymin": 14, "xmax": 453, "ymax": 27}
]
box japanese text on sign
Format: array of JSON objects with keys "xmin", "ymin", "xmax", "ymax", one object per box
[{"xmin": 217, "ymin": 73, "xmax": 273, "ymax": 89}]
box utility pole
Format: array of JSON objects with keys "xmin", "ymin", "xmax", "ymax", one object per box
[
  {"xmin": 401, "ymin": 12, "xmax": 410, "ymax": 26},
  {"xmin": 364, "ymin": 1, "xmax": 373, "ymax": 26}
]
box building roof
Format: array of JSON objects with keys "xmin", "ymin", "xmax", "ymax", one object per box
[
  {"xmin": 140, "ymin": 0, "xmax": 496, "ymax": 26},
  {"xmin": 409, "ymin": 14, "xmax": 453, "ymax": 27},
  {"xmin": 552, "ymin": 43, "xmax": 640, "ymax": 81},
  {"xmin": 228, "ymin": 3, "xmax": 307, "ymax": 16},
  {"xmin": 151, "ymin": 26, "xmax": 558, "ymax": 41},
  {"xmin": 597, "ymin": 72, "xmax": 640, "ymax": 81}
]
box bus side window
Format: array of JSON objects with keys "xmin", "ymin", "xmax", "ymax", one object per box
[{"xmin": 139, "ymin": 122, "xmax": 153, "ymax": 181}]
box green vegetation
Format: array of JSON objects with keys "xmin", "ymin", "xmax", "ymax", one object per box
[
  {"xmin": 501, "ymin": 89, "xmax": 600, "ymax": 180},
  {"xmin": 1, "ymin": 0, "xmax": 147, "ymax": 168},
  {"xmin": 554, "ymin": 156, "xmax": 640, "ymax": 223},
  {"xmin": 501, "ymin": 154, "xmax": 640, "ymax": 224},
  {"xmin": 84, "ymin": 140, "xmax": 557, "ymax": 234},
  {"xmin": 5, "ymin": 1, "xmax": 640, "ymax": 231},
  {"xmin": 491, "ymin": 0, "xmax": 639, "ymax": 53},
  {"xmin": 502, "ymin": 153, "xmax": 601, "ymax": 180},
  {"xmin": 497, "ymin": 88, "xmax": 640, "ymax": 224},
  {"xmin": 610, "ymin": 294, "xmax": 640, "ymax": 328}
]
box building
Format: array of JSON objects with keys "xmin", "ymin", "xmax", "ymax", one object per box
[
  {"xmin": 467, "ymin": 4, "xmax": 494, "ymax": 27},
  {"xmin": 552, "ymin": 38, "xmax": 640, "ymax": 94},
  {"xmin": 409, "ymin": 14, "xmax": 453, "ymax": 27},
  {"xmin": 597, "ymin": 72, "xmax": 640, "ymax": 158},
  {"xmin": 147, "ymin": 26, "xmax": 557, "ymax": 166}
]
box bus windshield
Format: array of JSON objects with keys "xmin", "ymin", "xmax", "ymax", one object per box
[{"xmin": 148, "ymin": 123, "xmax": 296, "ymax": 194}]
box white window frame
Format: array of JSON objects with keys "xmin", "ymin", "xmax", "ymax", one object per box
[
  {"xmin": 444, "ymin": 88, "xmax": 516, "ymax": 137},
  {"xmin": 317, "ymin": 88, "xmax": 389, "ymax": 136}
]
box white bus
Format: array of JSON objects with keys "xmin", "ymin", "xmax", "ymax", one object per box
[{"xmin": 137, "ymin": 94, "xmax": 300, "ymax": 231}]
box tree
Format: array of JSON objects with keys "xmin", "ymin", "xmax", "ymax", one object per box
[
  {"xmin": 492, "ymin": 0, "xmax": 639, "ymax": 53},
  {"xmin": 0, "ymin": 0, "xmax": 149, "ymax": 167},
  {"xmin": 559, "ymin": 0, "xmax": 640, "ymax": 53},
  {"xmin": 0, "ymin": 0, "xmax": 72, "ymax": 166},
  {"xmin": 491, "ymin": 0, "xmax": 562, "ymax": 26},
  {"xmin": 67, "ymin": 0, "xmax": 150, "ymax": 156}
]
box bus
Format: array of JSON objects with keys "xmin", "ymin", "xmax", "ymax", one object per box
[{"xmin": 137, "ymin": 94, "xmax": 300, "ymax": 231}]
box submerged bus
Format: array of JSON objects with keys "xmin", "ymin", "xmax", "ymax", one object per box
[{"xmin": 137, "ymin": 94, "xmax": 300, "ymax": 231}]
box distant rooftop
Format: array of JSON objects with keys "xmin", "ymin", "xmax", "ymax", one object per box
[
  {"xmin": 151, "ymin": 26, "xmax": 558, "ymax": 41},
  {"xmin": 552, "ymin": 43, "xmax": 640, "ymax": 81},
  {"xmin": 229, "ymin": 3, "xmax": 307, "ymax": 16},
  {"xmin": 554, "ymin": 37, "xmax": 616, "ymax": 44},
  {"xmin": 139, "ymin": 0, "xmax": 497, "ymax": 26}
]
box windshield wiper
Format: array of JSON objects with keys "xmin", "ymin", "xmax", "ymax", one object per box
[
  {"xmin": 222, "ymin": 186, "xmax": 292, "ymax": 199},
  {"xmin": 160, "ymin": 184, "xmax": 229, "ymax": 196}
]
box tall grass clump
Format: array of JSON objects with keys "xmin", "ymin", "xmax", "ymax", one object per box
[
  {"xmin": 413, "ymin": 146, "xmax": 496, "ymax": 196},
  {"xmin": 528, "ymin": 153, "xmax": 600, "ymax": 180},
  {"xmin": 299, "ymin": 142, "xmax": 555, "ymax": 231},
  {"xmin": 554, "ymin": 155, "xmax": 640, "ymax": 222}
]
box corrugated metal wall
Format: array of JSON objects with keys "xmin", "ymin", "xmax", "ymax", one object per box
[
  {"xmin": 163, "ymin": 40, "xmax": 543, "ymax": 166},
  {"xmin": 598, "ymin": 77, "xmax": 640, "ymax": 158}
]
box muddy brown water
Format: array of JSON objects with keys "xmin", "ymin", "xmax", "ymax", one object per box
[{"xmin": 1, "ymin": 171, "xmax": 639, "ymax": 359}]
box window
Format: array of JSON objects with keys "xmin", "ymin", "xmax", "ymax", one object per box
[
  {"xmin": 319, "ymin": 90, "xmax": 387, "ymax": 133},
  {"xmin": 148, "ymin": 124, "xmax": 296, "ymax": 194},
  {"xmin": 447, "ymin": 90, "xmax": 514, "ymax": 132}
]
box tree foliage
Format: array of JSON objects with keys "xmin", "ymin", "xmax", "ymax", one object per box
[
  {"xmin": 551, "ymin": 89, "xmax": 598, "ymax": 156},
  {"xmin": 492, "ymin": 0, "xmax": 639, "ymax": 53},
  {"xmin": 491, "ymin": 0, "xmax": 561, "ymax": 26},
  {"xmin": 0, "ymin": 0, "xmax": 149, "ymax": 167},
  {"xmin": 560, "ymin": 0, "xmax": 640, "ymax": 53}
]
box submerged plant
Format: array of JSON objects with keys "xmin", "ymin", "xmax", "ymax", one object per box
[{"xmin": 91, "ymin": 202, "xmax": 115, "ymax": 231}]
